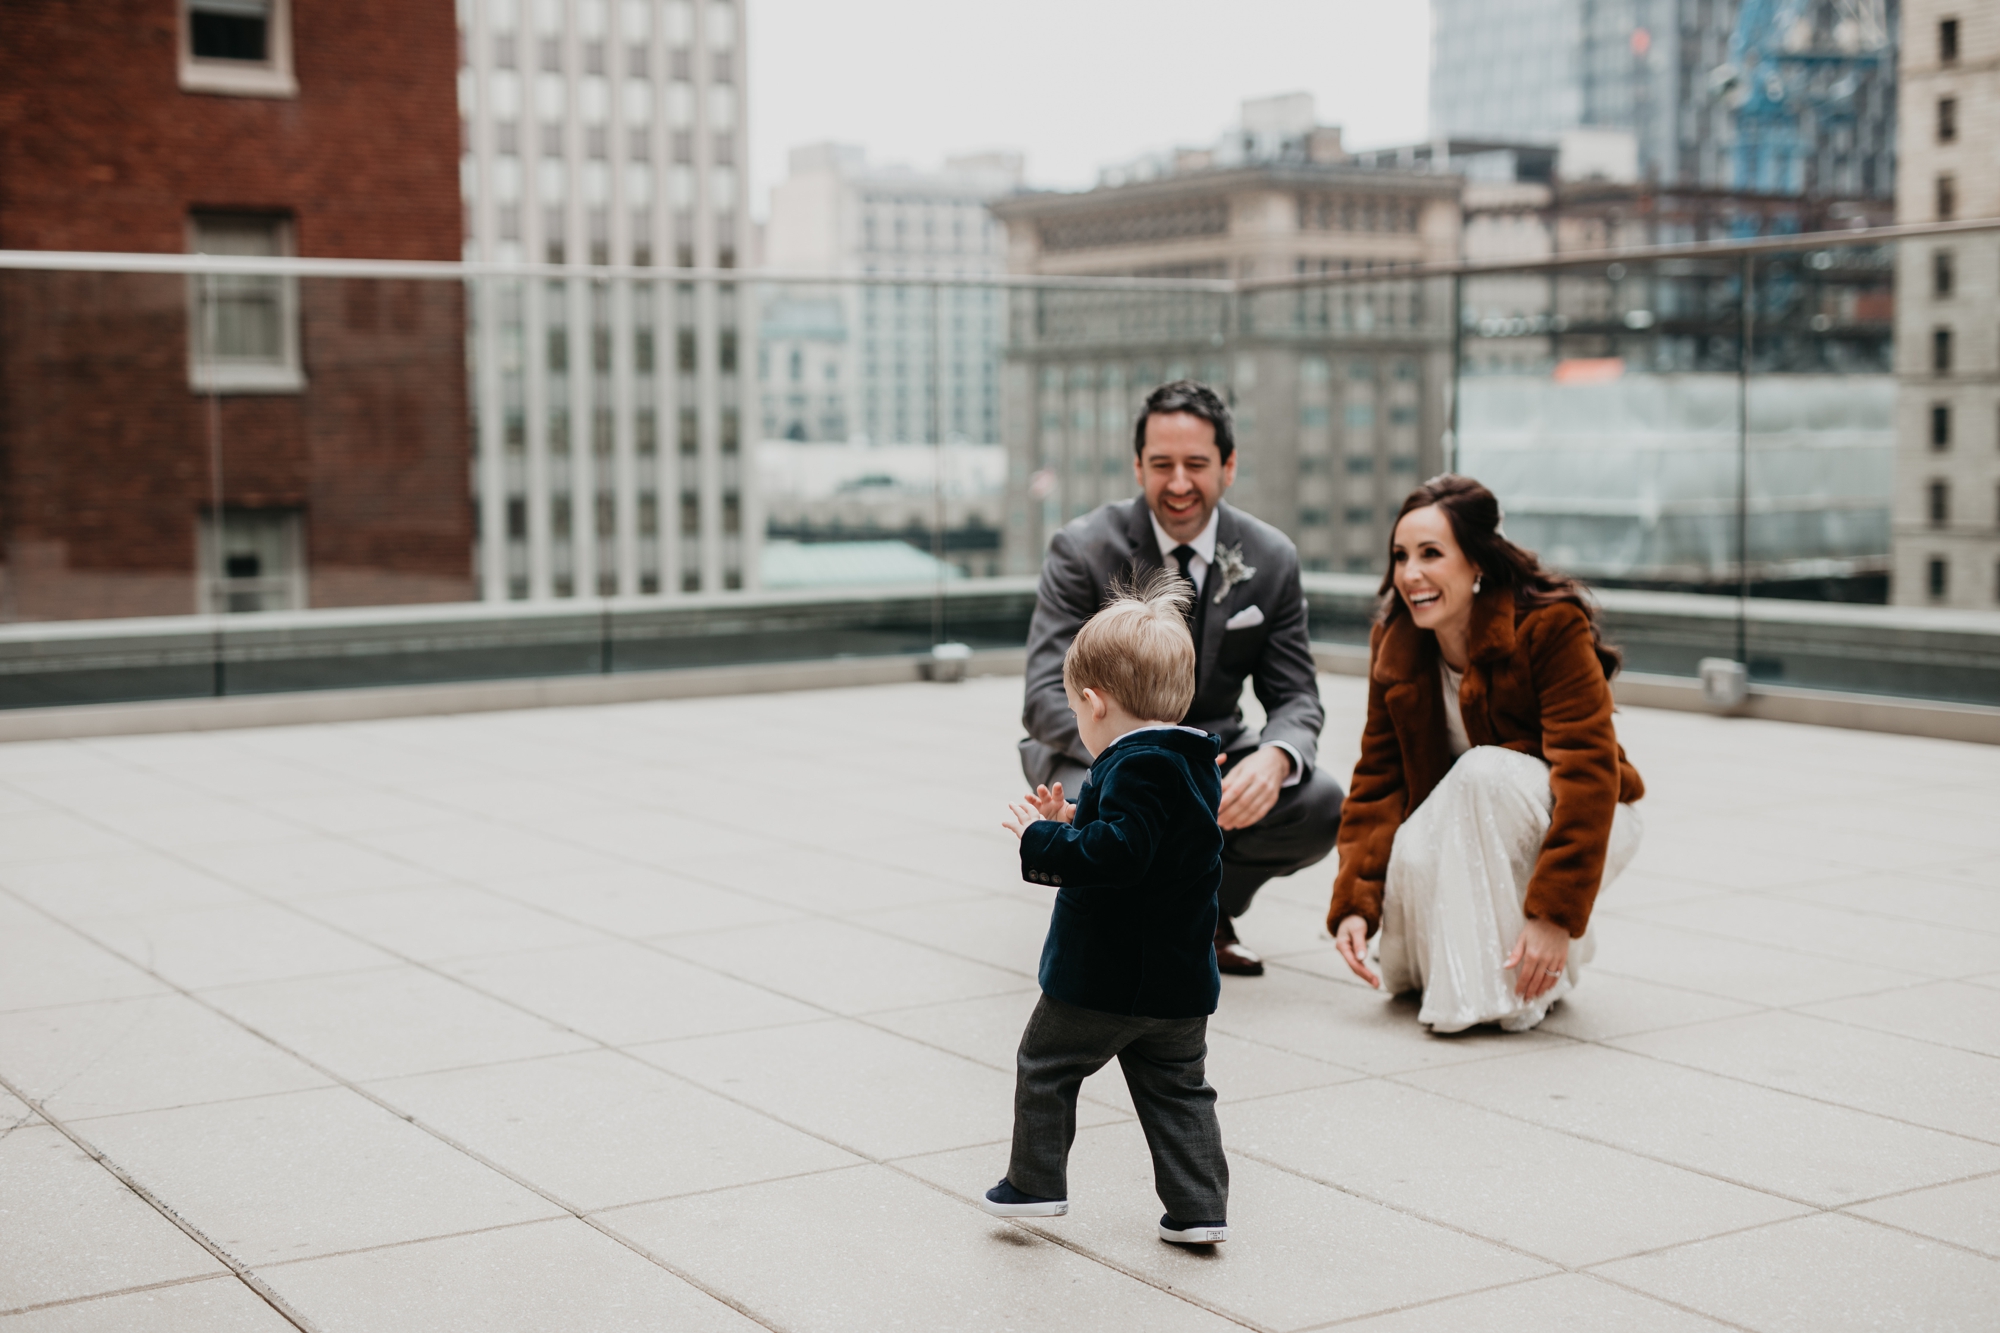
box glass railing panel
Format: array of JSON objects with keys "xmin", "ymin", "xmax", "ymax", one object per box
[{"xmin": 0, "ymin": 239, "xmax": 1995, "ymax": 713}]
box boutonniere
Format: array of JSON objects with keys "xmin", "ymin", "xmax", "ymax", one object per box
[{"xmin": 1212, "ymin": 543, "xmax": 1255, "ymax": 604}]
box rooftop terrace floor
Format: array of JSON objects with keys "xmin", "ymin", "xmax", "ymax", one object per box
[{"xmin": 2, "ymin": 675, "xmax": 1998, "ymax": 1332}]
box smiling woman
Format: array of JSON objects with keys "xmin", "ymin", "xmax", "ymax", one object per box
[{"xmin": 1327, "ymin": 475, "xmax": 1644, "ymax": 1033}]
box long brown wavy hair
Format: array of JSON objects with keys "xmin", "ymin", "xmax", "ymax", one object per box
[{"xmin": 1378, "ymin": 474, "xmax": 1623, "ymax": 678}]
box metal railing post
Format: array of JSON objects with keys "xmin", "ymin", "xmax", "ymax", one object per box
[{"xmin": 1737, "ymin": 252, "xmax": 1754, "ymax": 668}]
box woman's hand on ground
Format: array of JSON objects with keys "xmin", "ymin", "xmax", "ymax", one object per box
[
  {"xmin": 1332, "ymin": 914, "xmax": 1380, "ymax": 988},
  {"xmin": 1504, "ymin": 918, "xmax": 1570, "ymax": 999}
]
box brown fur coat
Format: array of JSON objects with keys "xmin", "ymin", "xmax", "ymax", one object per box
[{"xmin": 1327, "ymin": 587, "xmax": 1643, "ymax": 939}]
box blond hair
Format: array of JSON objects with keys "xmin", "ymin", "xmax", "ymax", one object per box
[{"xmin": 1063, "ymin": 568, "xmax": 1197, "ymax": 722}]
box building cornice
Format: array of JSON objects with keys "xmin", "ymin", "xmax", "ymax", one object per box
[{"xmin": 990, "ymin": 165, "xmax": 1462, "ymax": 221}]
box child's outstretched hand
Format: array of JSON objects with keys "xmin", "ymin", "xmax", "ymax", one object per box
[
  {"xmin": 1001, "ymin": 799, "xmax": 1045, "ymax": 839},
  {"xmin": 1002, "ymin": 783, "xmax": 1075, "ymax": 839},
  {"xmin": 1026, "ymin": 782, "xmax": 1074, "ymax": 823}
]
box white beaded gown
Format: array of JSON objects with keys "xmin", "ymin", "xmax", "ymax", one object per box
[{"xmin": 1374, "ymin": 680, "xmax": 1643, "ymax": 1033}]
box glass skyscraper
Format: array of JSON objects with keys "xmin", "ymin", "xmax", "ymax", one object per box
[{"xmin": 1430, "ymin": 0, "xmax": 1896, "ymax": 198}]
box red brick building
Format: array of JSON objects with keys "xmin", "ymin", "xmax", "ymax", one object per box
[{"xmin": 0, "ymin": 0, "xmax": 471, "ymax": 620}]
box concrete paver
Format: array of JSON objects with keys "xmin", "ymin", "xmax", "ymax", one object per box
[
  {"xmin": 438, "ymin": 939, "xmax": 823, "ymax": 1046},
  {"xmin": 635, "ymin": 1016, "xmax": 1106, "ymax": 1160},
  {"xmin": 1, "ymin": 674, "xmax": 1997, "ymax": 1330},
  {"xmin": 0, "ymin": 994, "xmax": 331, "ymax": 1122},
  {"xmin": 1333, "ymin": 1273, "xmax": 1738, "ymax": 1331},
  {"xmin": 199, "ymin": 965, "xmax": 592, "ymax": 1083},
  {"xmin": 366, "ymin": 1049, "xmax": 861, "ymax": 1211},
  {"xmin": 902, "ymin": 1127, "xmax": 1555, "ymax": 1330},
  {"xmin": 1848, "ymin": 1173, "xmax": 2000, "ymax": 1258},
  {"xmin": 1402, "ymin": 1042, "xmax": 2000, "ymax": 1205},
  {"xmin": 1226, "ymin": 1079, "xmax": 1808, "ymax": 1266},
  {"xmin": 0, "ymin": 904, "xmax": 167, "ymax": 1014},
  {"xmin": 71, "ymin": 1089, "xmax": 563, "ymax": 1265},
  {"xmin": 604, "ymin": 1164, "xmax": 1248, "ymax": 1333},
  {"xmin": 80, "ymin": 902, "xmax": 396, "ymax": 992},
  {"xmin": 653, "ymin": 916, "xmax": 1028, "ymax": 1016},
  {"xmin": 293, "ymin": 883, "xmax": 605, "ymax": 962},
  {"xmin": 0, "ymin": 1125, "xmax": 226, "ymax": 1313},
  {"xmin": 1800, "ymin": 978, "xmax": 2000, "ymax": 1057},
  {"xmin": 1611, "ymin": 1009, "xmax": 2000, "ymax": 1142},
  {"xmin": 0, "ymin": 1280, "xmax": 296, "ymax": 1332},
  {"xmin": 0, "ymin": 854, "xmax": 253, "ymax": 919},
  {"xmin": 1595, "ymin": 1212, "xmax": 2000, "ymax": 1332},
  {"xmin": 258, "ymin": 1218, "xmax": 763, "ymax": 1333}
]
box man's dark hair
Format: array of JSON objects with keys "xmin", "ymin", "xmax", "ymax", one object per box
[{"xmin": 1133, "ymin": 380, "xmax": 1234, "ymax": 461}]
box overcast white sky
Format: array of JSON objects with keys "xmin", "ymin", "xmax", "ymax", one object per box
[{"xmin": 746, "ymin": 0, "xmax": 1433, "ymax": 216}]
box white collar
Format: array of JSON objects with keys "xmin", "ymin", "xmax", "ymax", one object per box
[
  {"xmin": 1149, "ymin": 505, "xmax": 1220, "ymax": 565},
  {"xmin": 1109, "ymin": 722, "xmax": 1211, "ymax": 749}
]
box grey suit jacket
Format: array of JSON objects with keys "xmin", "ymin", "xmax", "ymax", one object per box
[{"xmin": 1020, "ymin": 497, "xmax": 1325, "ymax": 785}]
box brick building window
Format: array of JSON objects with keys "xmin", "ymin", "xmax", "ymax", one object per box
[
  {"xmin": 1932, "ymin": 403, "xmax": 1951, "ymax": 450},
  {"xmin": 1928, "ymin": 479, "xmax": 1950, "ymax": 527},
  {"xmin": 180, "ymin": 0, "xmax": 295, "ymax": 99},
  {"xmin": 197, "ymin": 508, "xmax": 306, "ymax": 613},
  {"xmin": 1941, "ymin": 18, "xmax": 1959, "ymax": 63},
  {"xmin": 188, "ymin": 213, "xmax": 304, "ymax": 394},
  {"xmin": 1928, "ymin": 557, "xmax": 1949, "ymax": 600},
  {"xmin": 1939, "ymin": 97, "xmax": 1958, "ymax": 143},
  {"xmin": 1937, "ymin": 174, "xmax": 1957, "ymax": 221},
  {"xmin": 1933, "ymin": 328, "xmax": 1953, "ymax": 375},
  {"xmin": 1934, "ymin": 249, "xmax": 1955, "ymax": 298}
]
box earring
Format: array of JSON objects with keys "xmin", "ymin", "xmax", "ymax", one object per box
[{"xmin": 1473, "ymin": 574, "xmax": 1483, "ymax": 594}]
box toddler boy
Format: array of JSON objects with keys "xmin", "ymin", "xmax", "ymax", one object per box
[{"xmin": 989, "ymin": 571, "xmax": 1230, "ymax": 1245}]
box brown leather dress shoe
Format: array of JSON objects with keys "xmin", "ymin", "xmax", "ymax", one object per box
[{"xmin": 1214, "ymin": 919, "xmax": 1265, "ymax": 976}]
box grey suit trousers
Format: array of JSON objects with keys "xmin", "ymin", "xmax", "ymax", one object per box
[
  {"xmin": 1039, "ymin": 752, "xmax": 1344, "ymax": 919},
  {"xmin": 1008, "ymin": 993, "xmax": 1229, "ymax": 1222}
]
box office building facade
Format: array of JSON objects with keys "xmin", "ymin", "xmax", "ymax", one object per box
[
  {"xmin": 762, "ymin": 144, "xmax": 1018, "ymax": 448},
  {"xmin": 992, "ymin": 99, "xmax": 1460, "ymax": 577},
  {"xmin": 456, "ymin": 0, "xmax": 753, "ymax": 596},
  {"xmin": 1893, "ymin": 4, "xmax": 1998, "ymax": 607}
]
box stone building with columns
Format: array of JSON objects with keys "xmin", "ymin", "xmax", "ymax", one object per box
[
  {"xmin": 990, "ymin": 96, "xmax": 1461, "ymax": 576},
  {"xmin": 1893, "ymin": 4, "xmax": 2000, "ymax": 608},
  {"xmin": 455, "ymin": 0, "xmax": 753, "ymax": 596}
]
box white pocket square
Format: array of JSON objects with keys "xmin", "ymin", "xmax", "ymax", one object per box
[{"xmin": 1223, "ymin": 605, "xmax": 1265, "ymax": 631}]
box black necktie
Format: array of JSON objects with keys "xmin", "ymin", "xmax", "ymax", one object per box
[
  {"xmin": 1171, "ymin": 544, "xmax": 1199, "ymax": 617},
  {"xmin": 1171, "ymin": 544, "xmax": 1208, "ymax": 661}
]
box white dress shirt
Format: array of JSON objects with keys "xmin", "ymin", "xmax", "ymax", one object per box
[
  {"xmin": 1150, "ymin": 507, "xmax": 1219, "ymax": 595},
  {"xmin": 1146, "ymin": 505, "xmax": 1301, "ymax": 788}
]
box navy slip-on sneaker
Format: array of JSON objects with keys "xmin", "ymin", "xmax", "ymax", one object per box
[
  {"xmin": 981, "ymin": 1178, "xmax": 1069, "ymax": 1218},
  {"xmin": 1159, "ymin": 1214, "xmax": 1228, "ymax": 1244}
]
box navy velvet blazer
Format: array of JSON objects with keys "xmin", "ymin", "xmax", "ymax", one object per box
[{"xmin": 1019, "ymin": 727, "xmax": 1225, "ymax": 1020}]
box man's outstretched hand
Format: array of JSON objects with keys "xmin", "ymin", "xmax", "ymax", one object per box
[{"xmin": 1216, "ymin": 746, "xmax": 1292, "ymax": 830}]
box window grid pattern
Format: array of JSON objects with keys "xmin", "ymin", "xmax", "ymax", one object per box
[{"xmin": 460, "ymin": 0, "xmax": 750, "ymax": 601}]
